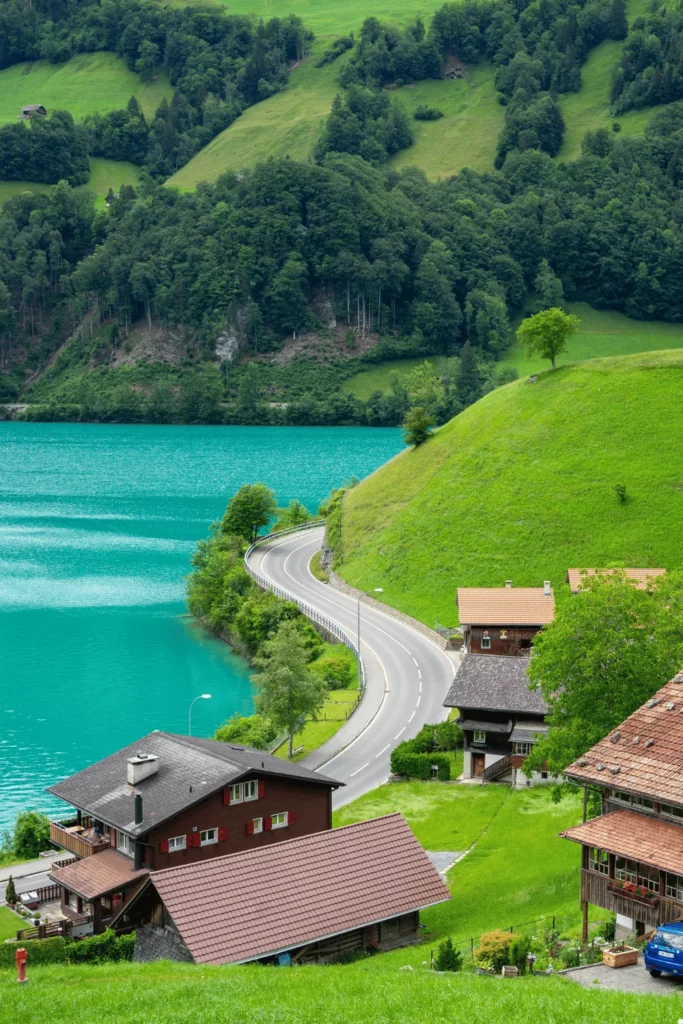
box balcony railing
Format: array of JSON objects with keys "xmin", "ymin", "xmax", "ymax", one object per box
[
  {"xmin": 50, "ymin": 820, "xmax": 109, "ymax": 859},
  {"xmin": 607, "ymin": 880, "xmax": 659, "ymax": 908}
]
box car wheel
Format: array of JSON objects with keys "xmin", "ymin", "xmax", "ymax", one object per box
[{"xmin": 649, "ymin": 969, "xmax": 662, "ymax": 978}]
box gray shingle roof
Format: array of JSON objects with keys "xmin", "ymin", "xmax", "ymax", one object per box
[
  {"xmin": 47, "ymin": 732, "xmax": 341, "ymax": 837},
  {"xmin": 443, "ymin": 655, "xmax": 547, "ymax": 716}
]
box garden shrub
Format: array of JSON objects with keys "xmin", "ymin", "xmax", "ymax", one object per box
[
  {"xmin": 474, "ymin": 930, "xmax": 521, "ymax": 973},
  {"xmin": 214, "ymin": 713, "xmax": 276, "ymax": 749},
  {"xmin": 0, "ymin": 930, "xmax": 135, "ymax": 968},
  {"xmin": 310, "ymin": 651, "xmax": 355, "ymax": 689},
  {"xmin": 390, "ymin": 749, "xmax": 450, "ymax": 780},
  {"xmin": 434, "ymin": 937, "xmax": 463, "ymax": 971}
]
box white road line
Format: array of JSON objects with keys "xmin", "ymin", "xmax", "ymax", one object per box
[
  {"xmin": 349, "ymin": 762, "xmax": 369, "ymax": 777},
  {"xmin": 419, "ymin": 681, "xmax": 422, "ymax": 693},
  {"xmin": 409, "ymin": 711, "xmax": 416, "ymax": 723},
  {"xmin": 395, "ymin": 727, "xmax": 406, "ymax": 739},
  {"xmin": 375, "ymin": 745, "xmax": 389, "ymax": 758},
  {"xmin": 416, "ymin": 695, "xmax": 421, "ymax": 707},
  {"xmin": 412, "ymin": 657, "xmax": 418, "ymax": 666},
  {"xmin": 418, "ymin": 669, "xmax": 422, "ymax": 680}
]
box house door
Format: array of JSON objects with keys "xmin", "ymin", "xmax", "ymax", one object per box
[{"xmin": 472, "ymin": 754, "xmax": 485, "ymax": 778}]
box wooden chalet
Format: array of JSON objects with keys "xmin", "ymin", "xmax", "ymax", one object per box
[
  {"xmin": 560, "ymin": 670, "xmax": 683, "ymax": 940},
  {"xmin": 566, "ymin": 567, "xmax": 666, "ymax": 594},
  {"xmin": 20, "ymin": 104, "xmax": 47, "ymax": 118},
  {"xmin": 45, "ymin": 732, "xmax": 341, "ymax": 937},
  {"xmin": 456, "ymin": 581, "xmax": 555, "ymax": 656},
  {"xmin": 112, "ymin": 814, "xmax": 451, "ymax": 965},
  {"xmin": 443, "ymin": 655, "xmax": 549, "ymax": 784}
]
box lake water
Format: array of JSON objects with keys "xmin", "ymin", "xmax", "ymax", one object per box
[{"xmin": 0, "ymin": 423, "xmax": 402, "ymax": 833}]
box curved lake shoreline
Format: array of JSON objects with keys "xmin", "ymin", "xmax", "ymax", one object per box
[{"xmin": 0, "ymin": 423, "xmax": 403, "ymax": 832}]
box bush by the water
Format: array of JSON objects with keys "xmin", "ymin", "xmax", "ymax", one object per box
[
  {"xmin": 214, "ymin": 714, "xmax": 277, "ymax": 750},
  {"xmin": 414, "ymin": 105, "xmax": 444, "ymax": 120},
  {"xmin": 2, "ymin": 810, "xmax": 51, "ymax": 860},
  {"xmin": 0, "ymin": 930, "xmax": 134, "ymax": 968}
]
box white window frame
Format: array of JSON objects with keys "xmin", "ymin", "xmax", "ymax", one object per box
[
  {"xmin": 200, "ymin": 828, "xmax": 218, "ymax": 846},
  {"xmin": 252, "ymin": 817, "xmax": 263, "ymax": 834},
  {"xmin": 229, "ymin": 783, "xmax": 243, "ymax": 804},
  {"xmin": 473, "ymin": 730, "xmax": 486, "ymax": 744},
  {"xmin": 271, "ymin": 811, "xmax": 288, "ymax": 829},
  {"xmin": 666, "ymin": 873, "xmax": 683, "ymax": 901},
  {"xmin": 513, "ymin": 742, "xmax": 532, "ymax": 756},
  {"xmin": 591, "ymin": 847, "xmax": 609, "ymax": 875},
  {"xmin": 480, "ymin": 636, "xmax": 491, "ymax": 650},
  {"xmin": 615, "ymin": 857, "xmax": 637, "ymax": 883},
  {"xmin": 117, "ymin": 831, "xmax": 134, "ymax": 858},
  {"xmin": 244, "ymin": 780, "xmax": 258, "ymax": 802},
  {"xmin": 167, "ymin": 835, "xmax": 186, "ymax": 852}
]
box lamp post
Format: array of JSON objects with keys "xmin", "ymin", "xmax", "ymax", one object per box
[{"xmin": 188, "ymin": 693, "xmax": 211, "ymax": 737}]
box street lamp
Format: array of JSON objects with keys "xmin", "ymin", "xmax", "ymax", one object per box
[{"xmin": 188, "ymin": 694, "xmax": 211, "ymax": 737}]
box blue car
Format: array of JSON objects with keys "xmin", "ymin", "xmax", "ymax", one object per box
[{"xmin": 644, "ymin": 922, "xmax": 683, "ymax": 978}]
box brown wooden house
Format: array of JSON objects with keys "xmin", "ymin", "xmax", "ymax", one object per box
[
  {"xmin": 20, "ymin": 104, "xmax": 47, "ymax": 118},
  {"xmin": 560, "ymin": 669, "xmax": 683, "ymax": 940},
  {"xmin": 112, "ymin": 813, "xmax": 451, "ymax": 965},
  {"xmin": 566, "ymin": 567, "xmax": 666, "ymax": 593},
  {"xmin": 46, "ymin": 732, "xmax": 341, "ymax": 936},
  {"xmin": 456, "ymin": 581, "xmax": 555, "ymax": 656}
]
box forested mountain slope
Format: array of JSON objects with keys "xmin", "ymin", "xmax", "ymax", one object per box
[{"xmin": 335, "ymin": 351, "xmax": 683, "ymax": 625}]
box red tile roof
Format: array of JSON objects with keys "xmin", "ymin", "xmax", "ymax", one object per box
[
  {"xmin": 145, "ymin": 814, "xmax": 450, "ymax": 964},
  {"xmin": 566, "ymin": 568, "xmax": 666, "ymax": 593},
  {"xmin": 456, "ymin": 587, "xmax": 555, "ymax": 626},
  {"xmin": 49, "ymin": 849, "xmax": 148, "ymax": 899},
  {"xmin": 560, "ymin": 809, "xmax": 683, "ymax": 874},
  {"xmin": 565, "ymin": 671, "xmax": 683, "ymax": 805}
]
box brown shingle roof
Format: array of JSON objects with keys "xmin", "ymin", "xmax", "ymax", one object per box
[
  {"xmin": 143, "ymin": 814, "xmax": 450, "ymax": 964},
  {"xmin": 566, "ymin": 568, "xmax": 666, "ymax": 593},
  {"xmin": 560, "ymin": 809, "xmax": 683, "ymax": 874},
  {"xmin": 564, "ymin": 671, "xmax": 683, "ymax": 805},
  {"xmin": 49, "ymin": 849, "xmax": 148, "ymax": 900},
  {"xmin": 456, "ymin": 587, "xmax": 555, "ymax": 626}
]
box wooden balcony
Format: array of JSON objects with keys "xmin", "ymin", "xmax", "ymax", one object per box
[
  {"xmin": 50, "ymin": 820, "xmax": 109, "ymax": 859},
  {"xmin": 581, "ymin": 868, "xmax": 681, "ymax": 927}
]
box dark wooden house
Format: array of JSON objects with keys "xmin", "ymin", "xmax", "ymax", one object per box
[
  {"xmin": 456, "ymin": 581, "xmax": 555, "ymax": 656},
  {"xmin": 113, "ymin": 813, "xmax": 451, "ymax": 965},
  {"xmin": 443, "ymin": 654, "xmax": 549, "ymax": 784},
  {"xmin": 46, "ymin": 732, "xmax": 341, "ymax": 936},
  {"xmin": 560, "ymin": 670, "xmax": 683, "ymax": 940},
  {"xmin": 20, "ymin": 104, "xmax": 47, "ymax": 118}
]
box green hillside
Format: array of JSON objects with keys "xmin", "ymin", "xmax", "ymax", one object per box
[{"xmin": 337, "ymin": 351, "xmax": 683, "ymax": 626}]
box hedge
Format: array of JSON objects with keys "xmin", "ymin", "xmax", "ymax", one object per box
[
  {"xmin": 0, "ymin": 930, "xmax": 135, "ymax": 968},
  {"xmin": 390, "ymin": 749, "xmax": 451, "ymax": 781}
]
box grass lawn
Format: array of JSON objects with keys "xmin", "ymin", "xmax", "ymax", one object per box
[
  {"xmin": 0, "ymin": 158, "xmax": 140, "ymax": 209},
  {"xmin": 0, "ymin": 906, "xmax": 21, "ymax": 942},
  {"xmin": 338, "ymin": 350, "xmax": 683, "ymax": 627},
  {"xmin": 342, "ymin": 356, "xmax": 450, "ymax": 400},
  {"xmin": 274, "ymin": 686, "xmax": 360, "ymax": 762},
  {"xmin": 501, "ymin": 302, "xmax": 683, "ymax": 375},
  {"xmin": 0, "ymin": 53, "xmax": 172, "ymax": 124}
]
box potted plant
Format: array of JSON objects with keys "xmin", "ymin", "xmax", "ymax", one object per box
[{"xmin": 603, "ymin": 943, "xmax": 639, "ymax": 968}]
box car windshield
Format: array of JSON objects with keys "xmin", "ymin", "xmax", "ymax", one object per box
[{"xmin": 654, "ymin": 930, "xmax": 683, "ymax": 950}]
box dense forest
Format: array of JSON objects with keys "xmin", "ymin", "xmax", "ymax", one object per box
[
  {"xmin": 0, "ymin": 0, "xmax": 310, "ymax": 179},
  {"xmin": 613, "ymin": 3, "xmax": 683, "ymax": 111},
  {"xmin": 0, "ymin": 111, "xmax": 89, "ymax": 184}
]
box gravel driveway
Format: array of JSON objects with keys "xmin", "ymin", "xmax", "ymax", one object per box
[{"xmin": 565, "ymin": 956, "xmax": 683, "ymax": 995}]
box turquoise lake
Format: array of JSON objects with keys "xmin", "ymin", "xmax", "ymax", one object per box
[{"xmin": 0, "ymin": 423, "xmax": 403, "ymax": 833}]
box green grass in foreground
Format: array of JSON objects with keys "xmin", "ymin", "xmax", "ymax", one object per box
[
  {"xmin": 0, "ymin": 53, "xmax": 172, "ymax": 125},
  {"xmin": 0, "ymin": 906, "xmax": 20, "ymax": 941},
  {"xmin": 1, "ymin": 960, "xmax": 676, "ymax": 1024},
  {"xmin": 339, "ymin": 350, "xmax": 683, "ymax": 626}
]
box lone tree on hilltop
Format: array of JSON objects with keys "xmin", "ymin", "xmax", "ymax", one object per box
[
  {"xmin": 252, "ymin": 620, "xmax": 326, "ymax": 757},
  {"xmin": 222, "ymin": 483, "xmax": 277, "ymax": 543},
  {"xmin": 403, "ymin": 406, "xmax": 434, "ymax": 447},
  {"xmin": 516, "ymin": 307, "xmax": 580, "ymax": 369}
]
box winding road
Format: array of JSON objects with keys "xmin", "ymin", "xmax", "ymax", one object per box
[{"xmin": 246, "ymin": 527, "xmax": 456, "ymax": 808}]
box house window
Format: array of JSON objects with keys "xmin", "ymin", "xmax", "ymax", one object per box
[
  {"xmin": 168, "ymin": 835, "xmax": 186, "ymax": 852},
  {"xmin": 612, "ymin": 791, "xmax": 632, "ymax": 805},
  {"xmin": 481, "ymin": 636, "xmax": 491, "ymax": 650},
  {"xmin": 590, "ymin": 848, "xmax": 609, "ymax": 875},
  {"xmin": 632, "ymin": 796, "xmax": 654, "ymax": 811},
  {"xmin": 637, "ymin": 865, "xmax": 660, "ymax": 893},
  {"xmin": 271, "ymin": 812, "xmax": 288, "ymax": 829},
  {"xmin": 615, "ymin": 857, "xmax": 637, "ymax": 883},
  {"xmin": 229, "ymin": 783, "xmax": 243, "ymax": 804},
  {"xmin": 244, "ymin": 780, "xmax": 258, "ymax": 802},
  {"xmin": 666, "ymin": 874, "xmax": 683, "ymax": 901},
  {"xmin": 112, "ymin": 892, "xmax": 123, "ymax": 908},
  {"xmin": 252, "ymin": 817, "xmax": 263, "ymax": 834},
  {"xmin": 661, "ymin": 804, "xmax": 683, "ymax": 821},
  {"xmin": 117, "ymin": 832, "xmax": 134, "ymax": 858},
  {"xmin": 200, "ymin": 828, "xmax": 218, "ymax": 846},
  {"xmin": 513, "ymin": 742, "xmax": 532, "ymax": 756},
  {"xmin": 541, "ymin": 771, "xmax": 549, "ymax": 779},
  {"xmin": 473, "ymin": 731, "xmax": 486, "ymax": 744}
]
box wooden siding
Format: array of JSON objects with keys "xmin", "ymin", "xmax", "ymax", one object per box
[
  {"xmin": 468, "ymin": 627, "xmax": 537, "ymax": 657},
  {"xmin": 581, "ymin": 869, "xmax": 683, "ymax": 926}
]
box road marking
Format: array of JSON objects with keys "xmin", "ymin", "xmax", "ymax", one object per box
[
  {"xmin": 412, "ymin": 657, "xmax": 418, "ymax": 666},
  {"xmin": 409, "ymin": 711, "xmax": 416, "ymax": 723},
  {"xmin": 350, "ymin": 762, "xmax": 369, "ymax": 777},
  {"xmin": 416, "ymin": 695, "xmax": 421, "ymax": 707},
  {"xmin": 419, "ymin": 681, "xmax": 422, "ymax": 693},
  {"xmin": 375, "ymin": 745, "xmax": 390, "ymax": 758},
  {"xmin": 418, "ymin": 669, "xmax": 422, "ymax": 680},
  {"xmin": 395, "ymin": 727, "xmax": 406, "ymax": 739}
]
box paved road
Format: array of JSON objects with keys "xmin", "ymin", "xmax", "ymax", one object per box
[{"xmin": 247, "ymin": 527, "xmax": 456, "ymax": 808}]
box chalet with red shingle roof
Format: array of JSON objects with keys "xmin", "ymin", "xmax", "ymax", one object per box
[
  {"xmin": 566, "ymin": 567, "xmax": 666, "ymax": 593},
  {"xmin": 112, "ymin": 813, "xmax": 451, "ymax": 965},
  {"xmin": 560, "ymin": 670, "xmax": 683, "ymax": 940},
  {"xmin": 456, "ymin": 581, "xmax": 555, "ymax": 656}
]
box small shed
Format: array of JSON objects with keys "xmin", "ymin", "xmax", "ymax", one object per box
[{"xmin": 20, "ymin": 104, "xmax": 47, "ymax": 118}]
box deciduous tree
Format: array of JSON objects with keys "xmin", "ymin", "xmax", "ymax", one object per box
[
  {"xmin": 516, "ymin": 307, "xmax": 580, "ymax": 369},
  {"xmin": 221, "ymin": 483, "xmax": 277, "ymax": 543}
]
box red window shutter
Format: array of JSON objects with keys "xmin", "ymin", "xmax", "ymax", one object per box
[
  {"xmin": 186, "ymin": 833, "xmax": 193, "ymax": 848},
  {"xmin": 110, "ymin": 830, "xmax": 117, "ymax": 849},
  {"xmin": 218, "ymin": 827, "xmax": 227, "ymax": 842},
  {"xmin": 223, "ymin": 787, "xmax": 231, "ymax": 806},
  {"xmin": 258, "ymin": 779, "xmax": 265, "ymax": 799},
  {"xmin": 193, "ymin": 832, "xmax": 201, "ymax": 848},
  {"xmin": 264, "ymin": 816, "xmax": 272, "ymax": 831},
  {"xmin": 288, "ymin": 811, "xmax": 296, "ymax": 827},
  {"xmin": 246, "ymin": 820, "xmax": 254, "ymax": 835},
  {"xmin": 159, "ymin": 839, "xmax": 169, "ymax": 854}
]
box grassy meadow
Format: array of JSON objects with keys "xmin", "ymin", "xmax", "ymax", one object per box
[
  {"xmin": 0, "ymin": 158, "xmax": 140, "ymax": 208},
  {"xmin": 337, "ymin": 350, "xmax": 683, "ymax": 626}
]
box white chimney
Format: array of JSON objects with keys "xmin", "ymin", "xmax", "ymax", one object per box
[
  {"xmin": 505, "ymin": 580, "xmax": 512, "ymax": 588},
  {"xmin": 544, "ymin": 581, "xmax": 551, "ymax": 597},
  {"xmin": 127, "ymin": 753, "xmax": 159, "ymax": 786}
]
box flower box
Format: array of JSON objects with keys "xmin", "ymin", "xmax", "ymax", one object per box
[
  {"xmin": 607, "ymin": 881, "xmax": 659, "ymax": 908},
  {"xmin": 603, "ymin": 945, "xmax": 639, "ymax": 969}
]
